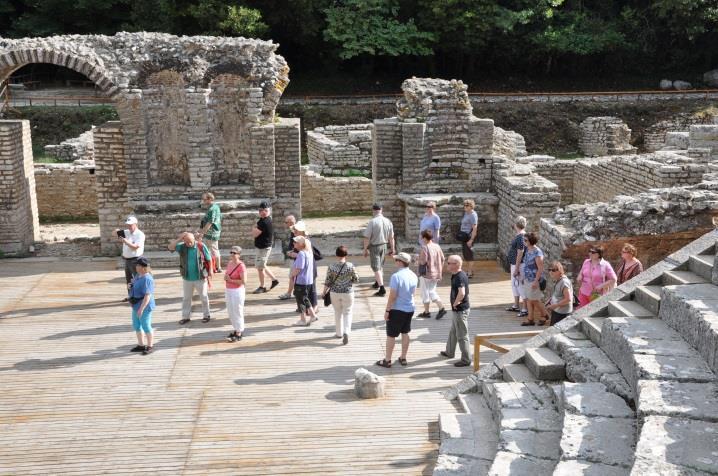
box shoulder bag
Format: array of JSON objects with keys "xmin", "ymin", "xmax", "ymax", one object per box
[{"xmin": 324, "ymin": 263, "xmax": 346, "ymax": 306}]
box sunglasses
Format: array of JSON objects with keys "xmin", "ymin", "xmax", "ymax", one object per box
[
  {"xmin": 230, "ymin": 251, "xmax": 238, "ymax": 255},
  {"xmin": 548, "ymin": 268, "xmax": 558, "ymax": 272},
  {"xmin": 589, "ymin": 250, "xmax": 599, "ymax": 254}
]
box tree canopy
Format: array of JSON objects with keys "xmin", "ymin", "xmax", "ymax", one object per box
[{"xmin": 1, "ymin": 0, "xmax": 717, "ymax": 80}]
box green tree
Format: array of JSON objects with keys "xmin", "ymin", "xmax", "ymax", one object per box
[
  {"xmin": 219, "ymin": 5, "xmax": 268, "ymax": 37},
  {"xmin": 323, "ymin": 0, "xmax": 435, "ymax": 59}
]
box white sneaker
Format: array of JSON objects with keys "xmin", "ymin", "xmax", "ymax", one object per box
[{"xmin": 294, "ymin": 319, "xmax": 308, "ymax": 326}]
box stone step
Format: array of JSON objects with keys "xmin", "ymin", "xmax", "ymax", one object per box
[
  {"xmin": 488, "ymin": 452, "xmax": 556, "ymax": 476},
  {"xmin": 636, "ymin": 380, "xmax": 718, "ymax": 423},
  {"xmin": 502, "ymin": 364, "xmax": 537, "ymax": 382},
  {"xmin": 689, "ymin": 254, "xmax": 715, "ymax": 282},
  {"xmin": 634, "ymin": 285, "xmax": 662, "ymax": 316},
  {"xmin": 661, "ymin": 269, "xmax": 709, "ymax": 286},
  {"xmin": 607, "ymin": 300, "xmax": 654, "ymax": 318},
  {"xmin": 525, "ymin": 348, "xmax": 566, "ymax": 381},
  {"xmin": 553, "ymin": 460, "xmax": 629, "ymax": 476},
  {"xmin": 660, "ymin": 283, "xmax": 718, "ymax": 374},
  {"xmin": 631, "ymin": 416, "xmax": 718, "ymax": 475},
  {"xmin": 458, "ymin": 392, "xmax": 490, "ymax": 415},
  {"xmin": 601, "ymin": 317, "xmax": 717, "ymax": 391},
  {"xmin": 580, "ymin": 317, "xmax": 605, "ymax": 345},
  {"xmin": 553, "ymin": 382, "xmax": 636, "ymax": 470}
]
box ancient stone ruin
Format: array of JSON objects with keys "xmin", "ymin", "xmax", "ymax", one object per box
[
  {"xmin": 579, "ymin": 116, "xmax": 636, "ymax": 157},
  {"xmin": 0, "ymin": 33, "xmax": 299, "ymax": 255},
  {"xmin": 307, "ymin": 124, "xmax": 372, "ymax": 177}
]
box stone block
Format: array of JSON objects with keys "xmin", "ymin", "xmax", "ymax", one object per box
[
  {"xmin": 498, "ymin": 429, "xmax": 561, "ymax": 460},
  {"xmin": 487, "ymin": 451, "xmax": 556, "ymax": 476},
  {"xmin": 553, "ymin": 460, "xmax": 629, "ymax": 476},
  {"xmin": 662, "ymin": 270, "xmax": 709, "ymax": 285},
  {"xmin": 634, "ymin": 285, "xmax": 662, "ymax": 316},
  {"xmin": 689, "ymin": 254, "xmax": 715, "ymax": 282},
  {"xmin": 354, "ymin": 368, "xmax": 385, "ymax": 399},
  {"xmin": 636, "ymin": 379, "xmax": 718, "ymax": 423},
  {"xmin": 559, "ymin": 414, "xmax": 636, "ymax": 468},
  {"xmin": 558, "ymin": 382, "xmax": 634, "ymax": 418},
  {"xmin": 524, "ymin": 347, "xmax": 566, "ymax": 381},
  {"xmin": 502, "ymin": 364, "xmax": 537, "ymax": 382},
  {"xmin": 607, "ymin": 300, "xmax": 654, "ymax": 318},
  {"xmin": 562, "ymin": 345, "xmax": 621, "ymax": 383},
  {"xmin": 433, "ymin": 454, "xmax": 491, "ymax": 476}
]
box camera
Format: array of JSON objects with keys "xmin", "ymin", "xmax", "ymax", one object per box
[{"xmin": 116, "ymin": 230, "xmax": 125, "ymax": 238}]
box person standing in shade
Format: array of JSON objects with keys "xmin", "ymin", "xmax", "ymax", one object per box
[
  {"xmin": 169, "ymin": 232, "xmax": 212, "ymax": 324},
  {"xmin": 224, "ymin": 246, "xmax": 247, "ymax": 342},
  {"xmin": 291, "ymin": 236, "xmax": 317, "ymax": 326},
  {"xmin": 128, "ymin": 257, "xmax": 155, "ymax": 355},
  {"xmin": 546, "ymin": 261, "xmax": 573, "ymax": 326},
  {"xmin": 197, "ymin": 192, "xmax": 222, "ymax": 273},
  {"xmin": 416, "ymin": 229, "xmax": 447, "ymax": 320},
  {"xmin": 508, "ymin": 216, "xmax": 528, "ymax": 318},
  {"xmin": 252, "ymin": 201, "xmax": 280, "ymax": 294},
  {"xmin": 321, "ymin": 245, "xmax": 359, "ymax": 344},
  {"xmin": 439, "ymin": 255, "xmax": 472, "ymax": 367},
  {"xmin": 616, "ymin": 244, "xmax": 643, "ymax": 286},
  {"xmin": 459, "ymin": 199, "xmax": 479, "ymax": 278},
  {"xmin": 115, "ymin": 215, "xmax": 145, "ymax": 301},
  {"xmin": 418, "ymin": 201, "xmax": 441, "ymax": 245},
  {"xmin": 520, "ymin": 232, "xmax": 548, "ymax": 326},
  {"xmin": 376, "ymin": 252, "xmax": 418, "ymax": 368},
  {"xmin": 363, "ymin": 203, "xmax": 395, "ymax": 297}
]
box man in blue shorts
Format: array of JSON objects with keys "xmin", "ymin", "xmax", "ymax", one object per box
[{"xmin": 376, "ymin": 252, "xmax": 418, "ymax": 368}]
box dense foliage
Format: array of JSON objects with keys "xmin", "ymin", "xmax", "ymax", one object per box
[{"xmin": 1, "ymin": 0, "xmax": 717, "ymax": 79}]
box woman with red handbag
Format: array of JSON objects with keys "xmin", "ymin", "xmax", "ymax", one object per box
[{"xmin": 224, "ymin": 246, "xmax": 247, "ymax": 342}]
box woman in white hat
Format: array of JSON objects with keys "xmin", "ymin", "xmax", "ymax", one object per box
[
  {"xmin": 224, "ymin": 246, "xmax": 247, "ymax": 342},
  {"xmin": 279, "ymin": 220, "xmax": 307, "ymax": 301}
]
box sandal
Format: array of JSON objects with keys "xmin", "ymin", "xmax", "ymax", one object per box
[
  {"xmin": 537, "ymin": 319, "xmax": 548, "ymax": 326},
  {"xmin": 375, "ymin": 359, "xmax": 392, "ymax": 368},
  {"xmin": 520, "ymin": 320, "xmax": 536, "ymax": 326},
  {"xmin": 202, "ymin": 316, "xmax": 211, "ymax": 323},
  {"xmin": 506, "ymin": 305, "xmax": 520, "ymax": 312},
  {"xmin": 179, "ymin": 318, "xmax": 191, "ymax": 325},
  {"xmin": 398, "ymin": 357, "xmax": 408, "ymax": 366}
]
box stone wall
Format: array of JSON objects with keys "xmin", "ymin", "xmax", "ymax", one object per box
[
  {"xmin": 689, "ymin": 125, "xmax": 718, "ymax": 159},
  {"xmin": 274, "ymin": 118, "xmax": 302, "ymax": 220},
  {"xmin": 44, "ymin": 127, "xmax": 95, "ymax": 163},
  {"xmin": 572, "ymin": 152, "xmax": 707, "ymax": 204},
  {"xmin": 579, "ymin": 116, "xmax": 637, "ymax": 157},
  {"xmin": 307, "ymin": 124, "xmax": 372, "ymax": 176},
  {"xmin": 301, "ymin": 167, "xmax": 372, "ymax": 214},
  {"xmin": 0, "ymin": 120, "xmax": 39, "ymax": 255},
  {"xmin": 644, "ymin": 114, "xmax": 716, "ymax": 152},
  {"xmin": 493, "ymin": 126, "xmax": 527, "ymax": 160},
  {"xmin": 528, "ymin": 157, "xmax": 576, "ymax": 205},
  {"xmin": 34, "ymin": 164, "xmax": 97, "ymax": 219}
]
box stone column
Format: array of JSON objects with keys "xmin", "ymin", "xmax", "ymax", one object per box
[
  {"xmin": 0, "ymin": 120, "xmax": 39, "ymax": 255},
  {"xmin": 372, "ymin": 118, "xmax": 404, "ymax": 236},
  {"xmin": 249, "ymin": 123, "xmax": 276, "ymax": 200},
  {"xmin": 274, "ymin": 118, "xmax": 301, "ymax": 219},
  {"xmin": 115, "ymin": 91, "xmax": 148, "ymax": 198},
  {"xmin": 186, "ymin": 88, "xmax": 213, "ymax": 190},
  {"xmin": 94, "ymin": 121, "xmax": 129, "ymax": 255}
]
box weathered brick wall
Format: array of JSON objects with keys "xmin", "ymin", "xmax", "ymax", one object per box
[
  {"xmin": 528, "ymin": 157, "xmax": 576, "ymax": 205},
  {"xmin": 372, "ymin": 118, "xmax": 404, "ymax": 236},
  {"xmin": 274, "ymin": 118, "xmax": 302, "ymax": 219},
  {"xmin": 0, "ymin": 120, "xmax": 39, "ymax": 255},
  {"xmin": 34, "ymin": 164, "xmax": 98, "ymax": 219},
  {"xmin": 573, "ymin": 153, "xmax": 707, "ymax": 204},
  {"xmin": 579, "ymin": 116, "xmax": 636, "ymax": 157},
  {"xmin": 689, "ymin": 125, "xmax": 718, "ymax": 159},
  {"xmin": 44, "ymin": 127, "xmax": 95, "ymax": 163},
  {"xmin": 93, "ymin": 121, "xmax": 129, "ymax": 255},
  {"xmin": 307, "ymin": 124, "xmax": 372, "ymax": 176},
  {"xmin": 644, "ymin": 114, "xmax": 716, "ymax": 152},
  {"xmin": 301, "ymin": 167, "xmax": 372, "ymax": 214}
]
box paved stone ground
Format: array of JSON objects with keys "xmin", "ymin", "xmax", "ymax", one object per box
[{"xmin": 0, "ymin": 258, "xmax": 527, "ymax": 474}]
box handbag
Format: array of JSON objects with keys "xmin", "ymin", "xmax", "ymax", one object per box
[
  {"xmin": 418, "ymin": 264, "xmax": 428, "ymax": 277},
  {"xmin": 455, "ymin": 231, "xmax": 471, "ymax": 243},
  {"xmin": 324, "ymin": 262, "xmax": 346, "ymax": 307}
]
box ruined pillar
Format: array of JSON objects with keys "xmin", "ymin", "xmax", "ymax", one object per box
[
  {"xmin": 274, "ymin": 118, "xmax": 301, "ymax": 219},
  {"xmin": 0, "ymin": 120, "xmax": 39, "ymax": 255},
  {"xmin": 372, "ymin": 118, "xmax": 404, "ymax": 235}
]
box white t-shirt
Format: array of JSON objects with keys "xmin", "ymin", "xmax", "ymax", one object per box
[{"xmin": 122, "ymin": 228, "xmax": 145, "ymax": 258}]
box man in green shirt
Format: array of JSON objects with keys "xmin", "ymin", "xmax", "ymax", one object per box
[
  {"xmin": 169, "ymin": 232, "xmax": 213, "ymax": 324},
  {"xmin": 198, "ymin": 192, "xmax": 222, "ymax": 273}
]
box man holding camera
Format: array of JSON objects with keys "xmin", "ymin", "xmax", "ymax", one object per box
[{"xmin": 115, "ymin": 216, "xmax": 145, "ymax": 301}]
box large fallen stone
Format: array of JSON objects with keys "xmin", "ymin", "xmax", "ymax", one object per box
[
  {"xmin": 636, "ymin": 380, "xmax": 718, "ymax": 423},
  {"xmin": 557, "ymin": 382, "xmax": 634, "ymax": 418},
  {"xmin": 525, "ymin": 347, "xmax": 566, "ymax": 381},
  {"xmin": 562, "ymin": 345, "xmax": 621, "ymax": 383},
  {"xmin": 488, "ymin": 451, "xmax": 556, "ymax": 476},
  {"xmin": 560, "ymin": 414, "xmax": 636, "ymax": 468},
  {"xmin": 354, "ymin": 368, "xmax": 385, "ymax": 398},
  {"xmin": 632, "ymin": 416, "xmax": 718, "ymax": 475},
  {"xmin": 554, "ymin": 460, "xmax": 629, "ymax": 476}
]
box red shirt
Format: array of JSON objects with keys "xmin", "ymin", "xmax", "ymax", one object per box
[{"xmin": 225, "ymin": 261, "xmax": 246, "ymax": 289}]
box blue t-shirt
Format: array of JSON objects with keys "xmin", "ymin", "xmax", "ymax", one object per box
[
  {"xmin": 293, "ymin": 249, "xmax": 314, "ymax": 285},
  {"xmin": 389, "ymin": 267, "xmax": 418, "ymax": 313},
  {"xmin": 460, "ymin": 211, "xmax": 478, "ymax": 234},
  {"xmin": 130, "ymin": 274, "xmax": 156, "ymax": 311},
  {"xmin": 419, "ymin": 214, "xmax": 441, "ymax": 245},
  {"xmin": 522, "ymin": 246, "xmax": 544, "ymax": 282}
]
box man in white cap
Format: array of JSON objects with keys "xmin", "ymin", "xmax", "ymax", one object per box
[
  {"xmin": 115, "ymin": 216, "xmax": 145, "ymax": 300},
  {"xmin": 376, "ymin": 252, "xmax": 417, "ymax": 368}
]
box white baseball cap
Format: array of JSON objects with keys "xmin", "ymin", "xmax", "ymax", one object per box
[
  {"xmin": 125, "ymin": 216, "xmax": 138, "ymax": 225},
  {"xmin": 292, "ymin": 220, "xmax": 307, "ymax": 233}
]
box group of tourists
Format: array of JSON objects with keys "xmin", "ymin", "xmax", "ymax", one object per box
[{"xmin": 506, "ymin": 215, "xmax": 644, "ymax": 327}]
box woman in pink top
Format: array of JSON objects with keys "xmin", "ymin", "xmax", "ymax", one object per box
[
  {"xmin": 417, "ymin": 229, "xmax": 447, "ymax": 319},
  {"xmin": 224, "ymin": 245, "xmax": 247, "ymax": 342},
  {"xmin": 576, "ymin": 246, "xmax": 617, "ymax": 308}
]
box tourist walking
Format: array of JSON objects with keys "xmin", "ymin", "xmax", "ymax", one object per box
[
  {"xmin": 116, "ymin": 215, "xmax": 145, "ymax": 300},
  {"xmin": 291, "ymin": 236, "xmax": 318, "ymax": 326},
  {"xmin": 278, "ymin": 219, "xmax": 303, "ymax": 301},
  {"xmin": 520, "ymin": 232, "xmax": 548, "ymax": 326},
  {"xmin": 252, "ymin": 201, "xmax": 279, "ymax": 294},
  {"xmin": 376, "ymin": 252, "xmax": 418, "ymax": 368},
  {"xmin": 508, "ymin": 216, "xmax": 528, "ymax": 318},
  {"xmin": 321, "ymin": 245, "xmax": 359, "ymax": 344},
  {"xmin": 128, "ymin": 257, "xmax": 155, "ymax": 355},
  {"xmin": 439, "ymin": 255, "xmax": 472, "ymax": 367},
  {"xmin": 616, "ymin": 244, "xmax": 643, "ymax": 286},
  {"xmin": 545, "ymin": 261, "xmax": 573, "ymax": 326},
  {"xmin": 458, "ymin": 199, "xmax": 478, "ymax": 278},
  {"xmin": 224, "ymin": 246, "xmax": 247, "ymax": 342},
  {"xmin": 576, "ymin": 246, "xmax": 617, "ymax": 308},
  {"xmin": 198, "ymin": 192, "xmax": 222, "ymax": 273},
  {"xmin": 169, "ymin": 232, "xmax": 212, "ymax": 324},
  {"xmin": 418, "ymin": 201, "xmax": 441, "ymax": 245},
  {"xmin": 282, "ymin": 214, "xmax": 297, "ymax": 260},
  {"xmin": 416, "ymin": 229, "xmax": 447, "ymax": 319},
  {"xmin": 363, "ymin": 203, "xmax": 395, "ymax": 297}
]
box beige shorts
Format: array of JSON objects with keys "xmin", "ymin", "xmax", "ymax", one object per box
[
  {"xmin": 522, "ymin": 280, "xmax": 544, "ymax": 300},
  {"xmin": 205, "ymin": 239, "xmax": 220, "ymax": 258},
  {"xmin": 255, "ymin": 247, "xmax": 272, "ymax": 269}
]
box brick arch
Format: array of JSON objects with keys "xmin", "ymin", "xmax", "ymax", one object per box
[{"xmin": 0, "ymin": 49, "xmax": 120, "ymax": 97}]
